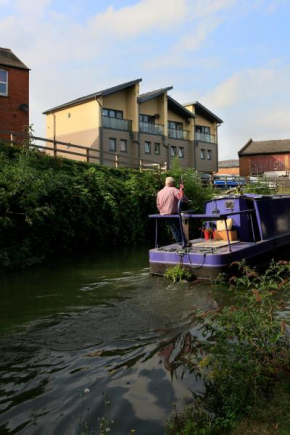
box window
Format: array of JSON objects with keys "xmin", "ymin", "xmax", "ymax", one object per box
[
  {"xmin": 200, "ymin": 149, "xmax": 205, "ymax": 159},
  {"xmin": 168, "ymin": 121, "xmax": 183, "ymax": 130},
  {"xmin": 154, "ymin": 143, "xmax": 160, "ymax": 155},
  {"xmin": 170, "ymin": 146, "xmax": 177, "ymax": 157},
  {"xmin": 109, "ymin": 138, "xmax": 116, "ymax": 151},
  {"xmin": 140, "ymin": 114, "xmax": 155, "ymax": 124},
  {"xmin": 0, "ymin": 70, "xmax": 8, "ymax": 96},
  {"xmin": 195, "ymin": 125, "xmax": 210, "ymax": 134},
  {"xmin": 179, "ymin": 147, "xmax": 184, "ymax": 158},
  {"xmin": 120, "ymin": 139, "xmax": 127, "ymax": 152},
  {"xmin": 145, "ymin": 141, "xmax": 151, "ymax": 154},
  {"xmin": 207, "ymin": 150, "xmax": 212, "ymax": 160},
  {"xmin": 103, "ymin": 108, "xmax": 123, "ymax": 119}
]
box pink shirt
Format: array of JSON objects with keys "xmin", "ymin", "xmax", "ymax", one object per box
[{"xmin": 157, "ymin": 186, "xmax": 187, "ymax": 215}]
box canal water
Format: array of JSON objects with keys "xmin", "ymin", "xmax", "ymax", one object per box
[{"xmin": 0, "ymin": 246, "xmax": 224, "ymax": 435}]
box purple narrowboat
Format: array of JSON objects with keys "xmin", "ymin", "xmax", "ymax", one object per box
[{"xmin": 149, "ymin": 194, "xmax": 290, "ymax": 279}]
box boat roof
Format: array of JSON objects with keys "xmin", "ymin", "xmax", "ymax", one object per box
[{"xmin": 208, "ymin": 193, "xmax": 290, "ymax": 202}]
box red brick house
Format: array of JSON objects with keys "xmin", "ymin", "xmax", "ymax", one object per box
[
  {"xmin": 239, "ymin": 138, "xmax": 290, "ymax": 176},
  {"xmin": 0, "ymin": 48, "xmax": 29, "ymax": 141}
]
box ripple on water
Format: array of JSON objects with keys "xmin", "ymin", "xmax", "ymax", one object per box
[{"xmin": 0, "ymin": 259, "xmax": 219, "ymax": 434}]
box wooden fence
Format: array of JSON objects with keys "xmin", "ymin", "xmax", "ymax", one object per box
[{"xmin": 0, "ymin": 129, "xmax": 168, "ymax": 174}]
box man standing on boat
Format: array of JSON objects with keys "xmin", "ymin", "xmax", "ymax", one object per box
[{"xmin": 157, "ymin": 177, "xmax": 188, "ymax": 244}]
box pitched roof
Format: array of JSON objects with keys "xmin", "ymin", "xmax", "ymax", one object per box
[
  {"xmin": 138, "ymin": 87, "xmax": 173, "ymax": 103},
  {"xmin": 168, "ymin": 96, "xmax": 195, "ymax": 119},
  {"xmin": 43, "ymin": 78, "xmax": 142, "ymax": 114},
  {"xmin": 219, "ymin": 159, "xmax": 239, "ymax": 168},
  {"xmin": 239, "ymin": 139, "xmax": 290, "ymax": 156},
  {"xmin": 183, "ymin": 101, "xmax": 223, "ymax": 123},
  {"xmin": 0, "ymin": 47, "xmax": 29, "ymax": 70}
]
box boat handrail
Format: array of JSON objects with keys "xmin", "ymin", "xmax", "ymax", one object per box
[
  {"xmin": 148, "ymin": 209, "xmax": 256, "ymax": 219},
  {"xmin": 149, "ymin": 209, "xmax": 257, "ymax": 252}
]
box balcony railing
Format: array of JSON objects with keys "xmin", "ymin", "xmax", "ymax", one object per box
[
  {"xmin": 195, "ymin": 132, "xmax": 216, "ymax": 143},
  {"xmin": 168, "ymin": 128, "xmax": 190, "ymax": 140},
  {"xmin": 102, "ymin": 116, "xmax": 132, "ymax": 131},
  {"xmin": 139, "ymin": 122, "xmax": 164, "ymax": 135}
]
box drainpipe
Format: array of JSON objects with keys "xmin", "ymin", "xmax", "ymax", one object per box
[
  {"xmin": 137, "ymin": 99, "xmax": 140, "ymax": 167},
  {"xmin": 193, "ymin": 116, "xmax": 196, "ymax": 171},
  {"xmin": 52, "ymin": 112, "xmax": 57, "ymax": 157},
  {"xmin": 215, "ymin": 123, "xmax": 221, "ymax": 173},
  {"xmin": 95, "ymin": 97, "xmax": 103, "ymax": 165}
]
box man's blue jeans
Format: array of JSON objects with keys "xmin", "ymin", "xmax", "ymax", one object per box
[{"xmin": 168, "ymin": 218, "xmax": 182, "ymax": 244}]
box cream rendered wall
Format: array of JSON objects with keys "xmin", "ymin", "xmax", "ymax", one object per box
[
  {"xmin": 126, "ymin": 83, "xmax": 139, "ymax": 131},
  {"xmin": 159, "ymin": 94, "xmax": 167, "ymax": 134},
  {"xmin": 139, "ymin": 99, "xmax": 159, "ymax": 116},
  {"xmin": 103, "ymin": 90, "xmax": 127, "ymax": 116},
  {"xmin": 103, "ymin": 85, "xmax": 139, "ymax": 129},
  {"xmin": 139, "ymin": 94, "xmax": 167, "ymax": 132},
  {"xmin": 167, "ymin": 110, "xmax": 192, "ymax": 139},
  {"xmin": 184, "ymin": 104, "xmax": 195, "ymax": 115},
  {"xmin": 167, "ymin": 110, "xmax": 186, "ymax": 125},
  {"xmin": 184, "ymin": 104, "xmax": 217, "ymax": 139},
  {"xmin": 46, "ymin": 100, "xmax": 100, "ymax": 138},
  {"xmin": 195, "ymin": 114, "xmax": 216, "ymax": 136}
]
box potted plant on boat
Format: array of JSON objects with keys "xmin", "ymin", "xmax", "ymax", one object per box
[{"xmin": 202, "ymin": 221, "xmax": 215, "ymax": 240}]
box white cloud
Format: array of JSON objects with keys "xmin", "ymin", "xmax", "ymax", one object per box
[
  {"xmin": 199, "ymin": 65, "xmax": 290, "ymax": 159},
  {"xmin": 0, "ymin": 0, "xmax": 289, "ymax": 151},
  {"xmin": 203, "ymin": 69, "xmax": 276, "ymax": 109},
  {"xmin": 186, "ymin": 0, "xmax": 237, "ymax": 18},
  {"xmin": 173, "ymin": 16, "xmax": 222, "ymax": 52},
  {"xmin": 88, "ymin": 0, "xmax": 187, "ymax": 38}
]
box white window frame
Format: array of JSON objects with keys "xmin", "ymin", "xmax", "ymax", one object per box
[
  {"xmin": 154, "ymin": 142, "xmax": 160, "ymax": 155},
  {"xmin": 145, "ymin": 141, "xmax": 151, "ymax": 154},
  {"xmin": 179, "ymin": 147, "xmax": 184, "ymax": 158},
  {"xmin": 109, "ymin": 138, "xmax": 116, "ymax": 152},
  {"xmin": 170, "ymin": 146, "xmax": 177, "ymax": 157},
  {"xmin": 0, "ymin": 69, "xmax": 8, "ymax": 96},
  {"xmin": 120, "ymin": 139, "xmax": 127, "ymax": 153}
]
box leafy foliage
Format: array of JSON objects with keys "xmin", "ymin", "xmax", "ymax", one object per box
[
  {"xmin": 0, "ymin": 144, "xmax": 212, "ymax": 272},
  {"xmin": 166, "ymin": 260, "xmax": 290, "ymax": 434},
  {"xmin": 164, "ymin": 265, "xmax": 193, "ymax": 282},
  {"xmin": 169, "ymin": 158, "xmax": 213, "ymax": 213},
  {"xmin": 0, "ymin": 143, "xmax": 161, "ymax": 271}
]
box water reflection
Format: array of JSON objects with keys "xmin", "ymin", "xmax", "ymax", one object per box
[{"xmin": 0, "ymin": 247, "xmax": 219, "ymax": 434}]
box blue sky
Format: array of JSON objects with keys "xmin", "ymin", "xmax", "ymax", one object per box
[{"xmin": 0, "ymin": 0, "xmax": 290, "ymax": 159}]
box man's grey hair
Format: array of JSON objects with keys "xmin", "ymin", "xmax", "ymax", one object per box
[{"xmin": 165, "ymin": 177, "xmax": 175, "ymax": 186}]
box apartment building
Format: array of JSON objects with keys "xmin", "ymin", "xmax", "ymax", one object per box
[
  {"xmin": 0, "ymin": 48, "xmax": 29, "ymax": 141},
  {"xmin": 43, "ymin": 79, "xmax": 222, "ymax": 172}
]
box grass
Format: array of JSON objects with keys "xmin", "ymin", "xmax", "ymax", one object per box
[{"xmin": 232, "ymin": 382, "xmax": 290, "ymax": 435}]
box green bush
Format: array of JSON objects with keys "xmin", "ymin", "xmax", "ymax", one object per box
[
  {"xmin": 166, "ymin": 260, "xmax": 290, "ymax": 434},
  {"xmin": 0, "ymin": 143, "xmax": 161, "ymax": 271},
  {"xmin": 0, "ymin": 144, "xmax": 212, "ymax": 272}
]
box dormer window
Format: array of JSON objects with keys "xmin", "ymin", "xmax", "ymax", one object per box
[{"xmin": 0, "ymin": 70, "xmax": 8, "ymax": 96}]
